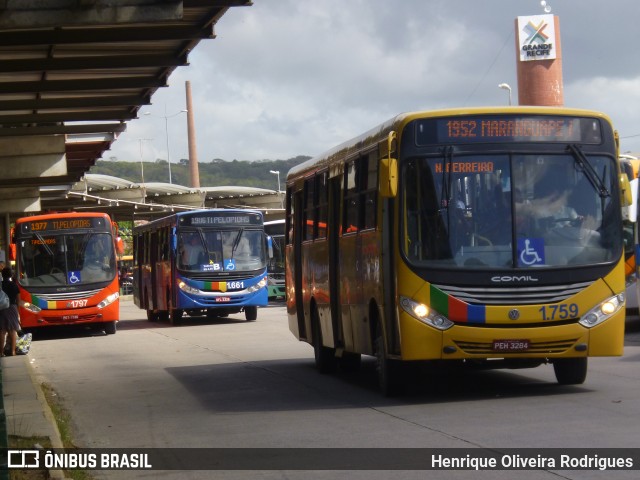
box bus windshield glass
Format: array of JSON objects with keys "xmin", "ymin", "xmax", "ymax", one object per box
[
  {"xmin": 401, "ymin": 153, "xmax": 621, "ymax": 269},
  {"xmin": 19, "ymin": 232, "xmax": 116, "ymax": 286},
  {"xmin": 178, "ymin": 228, "xmax": 266, "ymax": 272},
  {"xmin": 264, "ymin": 221, "xmax": 285, "ymax": 280}
]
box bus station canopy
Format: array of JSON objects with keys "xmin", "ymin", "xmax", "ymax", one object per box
[
  {"xmin": 0, "ymin": 0, "xmax": 252, "ymax": 215},
  {"xmin": 43, "ymin": 173, "xmax": 285, "ymax": 222}
]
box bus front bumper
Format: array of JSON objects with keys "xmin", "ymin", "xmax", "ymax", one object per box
[{"xmin": 399, "ymin": 309, "xmax": 625, "ymax": 361}]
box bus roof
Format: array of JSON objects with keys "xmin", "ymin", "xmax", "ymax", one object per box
[
  {"xmin": 286, "ymin": 106, "xmax": 615, "ymax": 182},
  {"xmin": 133, "ymin": 208, "xmax": 265, "ymax": 232},
  {"xmin": 15, "ymin": 211, "xmax": 113, "ymax": 223}
]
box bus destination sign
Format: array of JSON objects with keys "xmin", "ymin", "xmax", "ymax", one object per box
[
  {"xmin": 416, "ymin": 115, "xmax": 603, "ymax": 145},
  {"xmin": 181, "ymin": 213, "xmax": 262, "ymax": 227},
  {"xmin": 20, "ymin": 217, "xmax": 107, "ymax": 234}
]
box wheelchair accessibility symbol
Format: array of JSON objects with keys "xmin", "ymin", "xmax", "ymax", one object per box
[
  {"xmin": 224, "ymin": 259, "xmax": 236, "ymax": 271},
  {"xmin": 68, "ymin": 271, "xmax": 81, "ymax": 284},
  {"xmin": 518, "ymin": 238, "xmax": 545, "ymax": 266}
]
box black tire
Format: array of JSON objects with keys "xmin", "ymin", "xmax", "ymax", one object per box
[
  {"xmin": 245, "ymin": 306, "xmax": 258, "ymax": 321},
  {"xmin": 146, "ymin": 310, "xmax": 159, "ymax": 322},
  {"xmin": 338, "ymin": 352, "xmax": 361, "ymax": 372},
  {"xmin": 104, "ymin": 321, "xmax": 117, "ymax": 335},
  {"xmin": 169, "ymin": 309, "xmax": 183, "ymax": 325},
  {"xmin": 375, "ymin": 323, "xmax": 402, "ymax": 396},
  {"xmin": 312, "ymin": 307, "xmax": 337, "ymax": 374},
  {"xmin": 553, "ymin": 357, "xmax": 588, "ymax": 385}
]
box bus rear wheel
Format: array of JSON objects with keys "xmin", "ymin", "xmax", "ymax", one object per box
[
  {"xmin": 338, "ymin": 352, "xmax": 361, "ymax": 372},
  {"xmin": 553, "ymin": 357, "xmax": 587, "ymax": 385},
  {"xmin": 169, "ymin": 309, "xmax": 183, "ymax": 325},
  {"xmin": 146, "ymin": 310, "xmax": 159, "ymax": 322},
  {"xmin": 245, "ymin": 306, "xmax": 258, "ymax": 321},
  {"xmin": 312, "ymin": 307, "xmax": 337, "ymax": 374}
]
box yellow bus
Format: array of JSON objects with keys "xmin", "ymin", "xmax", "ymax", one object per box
[
  {"xmin": 620, "ymin": 155, "xmax": 639, "ymax": 314},
  {"xmin": 285, "ymin": 107, "xmax": 630, "ymax": 395}
]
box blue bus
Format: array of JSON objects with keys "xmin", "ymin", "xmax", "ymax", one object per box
[{"xmin": 133, "ymin": 209, "xmax": 271, "ymax": 323}]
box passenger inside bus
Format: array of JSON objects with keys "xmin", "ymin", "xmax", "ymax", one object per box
[
  {"xmin": 180, "ymin": 233, "xmax": 206, "ymax": 269},
  {"xmin": 222, "ymin": 232, "xmax": 252, "ymax": 259},
  {"xmin": 81, "ymin": 235, "xmax": 115, "ymax": 282}
]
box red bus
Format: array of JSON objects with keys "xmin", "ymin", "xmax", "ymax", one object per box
[{"xmin": 11, "ymin": 212, "xmax": 124, "ymax": 334}]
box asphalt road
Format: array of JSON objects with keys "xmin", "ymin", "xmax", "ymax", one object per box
[{"xmin": 24, "ymin": 299, "xmax": 640, "ymax": 480}]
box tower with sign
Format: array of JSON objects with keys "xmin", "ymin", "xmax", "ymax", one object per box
[{"xmin": 515, "ymin": 2, "xmax": 563, "ymax": 106}]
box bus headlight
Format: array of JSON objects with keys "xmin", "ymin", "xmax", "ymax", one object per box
[
  {"xmin": 19, "ymin": 298, "xmax": 41, "ymax": 313},
  {"xmin": 178, "ymin": 280, "xmax": 200, "ymax": 295},
  {"xmin": 247, "ymin": 277, "xmax": 268, "ymax": 293},
  {"xmin": 400, "ymin": 296, "xmax": 454, "ymax": 331},
  {"xmin": 97, "ymin": 292, "xmax": 119, "ymax": 309},
  {"xmin": 579, "ymin": 293, "xmax": 625, "ymax": 328}
]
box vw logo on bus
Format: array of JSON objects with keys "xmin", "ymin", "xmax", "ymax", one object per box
[{"xmin": 508, "ymin": 309, "xmax": 520, "ymax": 320}]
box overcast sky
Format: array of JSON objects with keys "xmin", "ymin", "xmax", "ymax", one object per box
[{"xmin": 107, "ymin": 0, "xmax": 640, "ymax": 170}]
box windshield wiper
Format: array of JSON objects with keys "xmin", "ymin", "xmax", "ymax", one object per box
[
  {"xmin": 231, "ymin": 228, "xmax": 244, "ymax": 257},
  {"xmin": 34, "ymin": 232, "xmax": 54, "ymax": 257},
  {"xmin": 568, "ymin": 144, "xmax": 610, "ymax": 198},
  {"xmin": 439, "ymin": 145, "xmax": 455, "ymax": 210}
]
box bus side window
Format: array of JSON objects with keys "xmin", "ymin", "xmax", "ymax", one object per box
[
  {"xmin": 343, "ymin": 161, "xmax": 359, "ymax": 234},
  {"xmin": 362, "ymin": 152, "xmax": 378, "ymax": 230}
]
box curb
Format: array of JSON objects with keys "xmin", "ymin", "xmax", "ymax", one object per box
[
  {"xmin": 0, "ymin": 366, "xmax": 9, "ymax": 480},
  {"xmin": 1, "ymin": 356, "xmax": 68, "ymax": 479},
  {"xmin": 24, "ymin": 357, "xmax": 67, "ymax": 480}
]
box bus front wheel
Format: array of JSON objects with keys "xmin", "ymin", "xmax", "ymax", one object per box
[
  {"xmin": 553, "ymin": 357, "xmax": 587, "ymax": 385},
  {"xmin": 104, "ymin": 321, "xmax": 117, "ymax": 335},
  {"xmin": 245, "ymin": 306, "xmax": 258, "ymax": 321},
  {"xmin": 375, "ymin": 323, "xmax": 402, "ymax": 396}
]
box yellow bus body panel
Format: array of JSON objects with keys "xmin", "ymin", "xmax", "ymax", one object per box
[{"xmin": 398, "ymin": 258, "xmax": 625, "ymax": 361}]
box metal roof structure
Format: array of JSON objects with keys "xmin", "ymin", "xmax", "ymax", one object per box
[
  {"xmin": 48, "ymin": 173, "xmax": 285, "ymax": 222},
  {"xmin": 0, "ymin": 0, "xmax": 252, "ymax": 213}
]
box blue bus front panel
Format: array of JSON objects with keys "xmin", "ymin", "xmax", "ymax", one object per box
[{"xmin": 175, "ymin": 273, "xmax": 268, "ymax": 310}]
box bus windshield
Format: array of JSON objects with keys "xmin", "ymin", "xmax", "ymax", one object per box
[
  {"xmin": 19, "ymin": 232, "xmax": 116, "ymax": 286},
  {"xmin": 402, "ymin": 152, "xmax": 621, "ymax": 269},
  {"xmin": 178, "ymin": 228, "xmax": 266, "ymax": 272}
]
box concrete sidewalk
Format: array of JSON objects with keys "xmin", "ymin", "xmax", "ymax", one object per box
[{"xmin": 1, "ymin": 354, "xmax": 66, "ymax": 479}]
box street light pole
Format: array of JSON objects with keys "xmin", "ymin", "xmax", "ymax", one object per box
[
  {"xmin": 145, "ymin": 107, "xmax": 187, "ymax": 184},
  {"xmin": 137, "ymin": 138, "xmax": 152, "ymax": 203},
  {"xmin": 269, "ymin": 170, "xmax": 281, "ymax": 192},
  {"xmin": 164, "ymin": 110, "xmax": 172, "ymax": 184},
  {"xmin": 498, "ymin": 83, "xmax": 512, "ymax": 105}
]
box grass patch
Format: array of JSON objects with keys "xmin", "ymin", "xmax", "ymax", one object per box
[
  {"xmin": 7, "ymin": 435, "xmax": 51, "ymax": 480},
  {"xmin": 6, "ymin": 384, "xmax": 95, "ymax": 480}
]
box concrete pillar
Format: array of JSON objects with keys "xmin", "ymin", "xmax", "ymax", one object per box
[
  {"xmin": 516, "ymin": 15, "xmax": 563, "ymax": 106},
  {"xmin": 0, "ymin": 135, "xmax": 66, "ymax": 212},
  {"xmin": 185, "ymin": 81, "xmax": 200, "ymax": 188}
]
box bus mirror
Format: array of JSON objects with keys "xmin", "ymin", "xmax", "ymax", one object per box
[
  {"xmin": 620, "ymin": 173, "xmax": 633, "ymax": 207},
  {"xmin": 9, "ymin": 227, "xmax": 15, "ymax": 260},
  {"xmin": 115, "ymin": 237, "xmax": 125, "ymax": 255},
  {"xmin": 267, "ymin": 235, "xmax": 274, "ymax": 259},
  {"xmin": 380, "ymin": 157, "xmax": 398, "ymax": 198}
]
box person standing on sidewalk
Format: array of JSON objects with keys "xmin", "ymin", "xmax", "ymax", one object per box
[{"xmin": 0, "ymin": 267, "xmax": 21, "ymax": 356}]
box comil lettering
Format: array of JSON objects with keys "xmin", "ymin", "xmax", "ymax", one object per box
[{"xmin": 491, "ymin": 275, "xmax": 539, "ymax": 283}]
